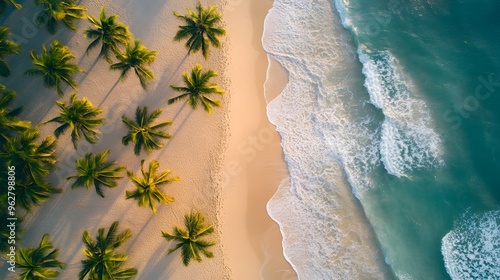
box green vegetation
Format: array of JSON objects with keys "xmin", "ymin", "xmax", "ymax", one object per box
[
  {"xmin": 0, "ymin": 128, "xmax": 60, "ymax": 211},
  {"xmin": 162, "ymin": 211, "xmax": 216, "ymax": 266},
  {"xmin": 35, "ymin": 0, "xmax": 87, "ymax": 34},
  {"xmin": 0, "ymin": 0, "xmax": 22, "ymax": 14},
  {"xmin": 79, "ymin": 221, "xmax": 137, "ymax": 280},
  {"xmin": 110, "ymin": 40, "xmax": 157, "ymax": 89},
  {"xmin": 126, "ymin": 159, "xmax": 179, "ymax": 214},
  {"xmin": 0, "ymin": 27, "xmax": 21, "ymax": 77},
  {"xmin": 85, "ymin": 7, "xmax": 132, "ymax": 63},
  {"xmin": 122, "ymin": 106, "xmax": 172, "ymax": 155},
  {"xmin": 168, "ymin": 64, "xmax": 224, "ymax": 114},
  {"xmin": 67, "ymin": 150, "xmax": 125, "ymax": 198},
  {"xmin": 16, "ymin": 234, "xmax": 66, "ymax": 279},
  {"xmin": 173, "ymin": 2, "xmax": 226, "ymax": 59},
  {"xmin": 0, "ymin": 85, "xmax": 30, "ymax": 145},
  {"xmin": 25, "ymin": 41, "xmax": 84, "ymax": 96},
  {"xmin": 46, "ymin": 93, "xmax": 104, "ymax": 149}
]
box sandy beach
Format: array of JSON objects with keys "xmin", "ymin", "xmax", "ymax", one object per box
[
  {"xmin": 222, "ymin": 0, "xmax": 297, "ymax": 279},
  {"xmin": 0, "ymin": 0, "xmax": 294, "ymax": 279}
]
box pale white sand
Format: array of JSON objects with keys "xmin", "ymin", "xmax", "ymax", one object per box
[
  {"xmin": 1, "ymin": 0, "xmax": 231, "ymax": 279},
  {"xmin": 0, "ymin": 0, "xmax": 297, "ymax": 279},
  {"xmin": 222, "ymin": 0, "xmax": 297, "ymax": 279}
]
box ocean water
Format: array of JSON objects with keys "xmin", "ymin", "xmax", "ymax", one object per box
[{"xmin": 263, "ymin": 0, "xmax": 500, "ymax": 279}]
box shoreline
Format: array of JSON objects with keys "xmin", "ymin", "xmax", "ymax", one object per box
[
  {"xmin": 221, "ymin": 0, "xmax": 297, "ymax": 279},
  {"xmin": 0, "ymin": 0, "xmax": 300, "ymax": 279}
]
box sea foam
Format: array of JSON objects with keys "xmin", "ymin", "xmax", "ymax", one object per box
[
  {"xmin": 442, "ymin": 210, "xmax": 500, "ymax": 279},
  {"xmin": 263, "ymin": 0, "xmax": 390, "ymax": 278},
  {"xmin": 358, "ymin": 49, "xmax": 444, "ymax": 178}
]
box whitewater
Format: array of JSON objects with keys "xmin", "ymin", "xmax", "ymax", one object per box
[{"xmin": 262, "ymin": 0, "xmax": 448, "ymax": 278}]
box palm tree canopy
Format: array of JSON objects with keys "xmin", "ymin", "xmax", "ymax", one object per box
[
  {"xmin": 168, "ymin": 64, "xmax": 224, "ymax": 114},
  {"xmin": 126, "ymin": 159, "xmax": 179, "ymax": 214},
  {"xmin": 85, "ymin": 7, "xmax": 131, "ymax": 63},
  {"xmin": 79, "ymin": 221, "xmax": 137, "ymax": 280},
  {"xmin": 173, "ymin": 2, "xmax": 226, "ymax": 59},
  {"xmin": 35, "ymin": 0, "xmax": 87, "ymax": 34},
  {"xmin": 25, "ymin": 41, "xmax": 84, "ymax": 96},
  {"xmin": 0, "ymin": 0, "xmax": 22, "ymax": 14},
  {"xmin": 110, "ymin": 40, "xmax": 157, "ymax": 89},
  {"xmin": 17, "ymin": 234, "xmax": 66, "ymax": 280},
  {"xmin": 46, "ymin": 93, "xmax": 104, "ymax": 149},
  {"xmin": 162, "ymin": 211, "xmax": 216, "ymax": 266},
  {"xmin": 0, "ymin": 128, "xmax": 57, "ymax": 185},
  {"xmin": 67, "ymin": 150, "xmax": 125, "ymax": 198},
  {"xmin": 121, "ymin": 106, "xmax": 172, "ymax": 155},
  {"xmin": 0, "ymin": 85, "xmax": 31, "ymax": 143},
  {"xmin": 0, "ymin": 27, "xmax": 21, "ymax": 77},
  {"xmin": 9, "ymin": 176, "xmax": 61, "ymax": 212}
]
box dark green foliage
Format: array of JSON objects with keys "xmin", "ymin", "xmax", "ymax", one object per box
[
  {"xmin": 0, "ymin": 27, "xmax": 21, "ymax": 77},
  {"xmin": 67, "ymin": 150, "xmax": 125, "ymax": 198},
  {"xmin": 85, "ymin": 7, "xmax": 132, "ymax": 63},
  {"xmin": 17, "ymin": 234, "xmax": 66, "ymax": 279},
  {"xmin": 168, "ymin": 64, "xmax": 224, "ymax": 114},
  {"xmin": 46, "ymin": 93, "xmax": 104, "ymax": 149},
  {"xmin": 173, "ymin": 2, "xmax": 226, "ymax": 59},
  {"xmin": 110, "ymin": 40, "xmax": 157, "ymax": 89},
  {"xmin": 79, "ymin": 221, "xmax": 137, "ymax": 280},
  {"xmin": 126, "ymin": 159, "xmax": 179, "ymax": 213},
  {"xmin": 162, "ymin": 211, "xmax": 216, "ymax": 266},
  {"xmin": 0, "ymin": 85, "xmax": 31, "ymax": 145},
  {"xmin": 0, "ymin": 128, "xmax": 60, "ymax": 211},
  {"xmin": 122, "ymin": 107, "xmax": 172, "ymax": 155},
  {"xmin": 25, "ymin": 41, "xmax": 84, "ymax": 96},
  {"xmin": 35, "ymin": 0, "xmax": 86, "ymax": 34}
]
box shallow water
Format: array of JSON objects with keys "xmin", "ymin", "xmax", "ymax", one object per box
[{"xmin": 264, "ymin": 0, "xmax": 500, "ymax": 278}]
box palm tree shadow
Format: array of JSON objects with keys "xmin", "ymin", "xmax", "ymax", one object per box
[
  {"xmin": 77, "ymin": 55, "xmax": 102, "ymax": 85},
  {"xmin": 98, "ymin": 77, "xmax": 120, "ymax": 107},
  {"xmin": 157, "ymin": 53, "xmax": 189, "ymax": 92},
  {"xmin": 170, "ymin": 102, "xmax": 187, "ymax": 120},
  {"xmin": 158, "ymin": 107, "xmax": 193, "ymax": 155},
  {"xmin": 138, "ymin": 239, "xmax": 175, "ymax": 279}
]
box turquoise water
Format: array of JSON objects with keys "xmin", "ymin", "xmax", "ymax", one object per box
[
  {"xmin": 265, "ymin": 0, "xmax": 500, "ymax": 279},
  {"xmin": 341, "ymin": 0, "xmax": 500, "ymax": 278}
]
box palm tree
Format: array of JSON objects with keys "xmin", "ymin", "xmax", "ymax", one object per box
[
  {"xmin": 0, "ymin": 128, "xmax": 57, "ymax": 185},
  {"xmin": 173, "ymin": 2, "xmax": 226, "ymax": 59},
  {"xmin": 67, "ymin": 150, "xmax": 125, "ymax": 198},
  {"xmin": 46, "ymin": 93, "xmax": 104, "ymax": 149},
  {"xmin": 121, "ymin": 106, "xmax": 172, "ymax": 155},
  {"xmin": 168, "ymin": 64, "xmax": 224, "ymax": 114},
  {"xmin": 80, "ymin": 221, "xmax": 137, "ymax": 280},
  {"xmin": 35, "ymin": 0, "xmax": 87, "ymax": 34},
  {"xmin": 84, "ymin": 7, "xmax": 132, "ymax": 63},
  {"xmin": 110, "ymin": 40, "xmax": 157, "ymax": 89},
  {"xmin": 126, "ymin": 160, "xmax": 179, "ymax": 214},
  {"xmin": 12, "ymin": 177, "xmax": 62, "ymax": 212},
  {"xmin": 0, "ymin": 85, "xmax": 31, "ymax": 144},
  {"xmin": 0, "ymin": 0, "xmax": 22, "ymax": 14},
  {"xmin": 0, "ymin": 128, "xmax": 60, "ymax": 211},
  {"xmin": 162, "ymin": 211, "xmax": 216, "ymax": 266},
  {"xmin": 0, "ymin": 27, "xmax": 21, "ymax": 77},
  {"xmin": 25, "ymin": 41, "xmax": 84, "ymax": 96},
  {"xmin": 17, "ymin": 234, "xmax": 66, "ymax": 279}
]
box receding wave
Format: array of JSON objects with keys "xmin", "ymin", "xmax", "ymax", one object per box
[
  {"xmin": 263, "ymin": 0, "xmax": 390, "ymax": 278},
  {"xmin": 442, "ymin": 209, "xmax": 500, "ymax": 279}
]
